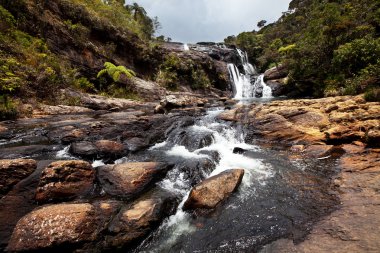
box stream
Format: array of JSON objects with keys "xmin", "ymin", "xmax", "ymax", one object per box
[
  {"xmin": 0, "ymin": 49, "xmax": 340, "ymax": 253},
  {"xmin": 126, "ymin": 50, "xmax": 338, "ymax": 252}
]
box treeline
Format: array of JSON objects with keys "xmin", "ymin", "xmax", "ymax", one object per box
[{"xmin": 225, "ymin": 0, "xmax": 380, "ymax": 99}]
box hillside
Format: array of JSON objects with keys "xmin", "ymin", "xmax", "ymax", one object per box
[
  {"xmin": 0, "ymin": 0, "xmax": 230, "ymax": 120},
  {"xmin": 225, "ymin": 0, "xmax": 380, "ymax": 98}
]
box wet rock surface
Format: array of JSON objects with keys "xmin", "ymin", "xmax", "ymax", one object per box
[
  {"xmin": 0, "ymin": 94, "xmax": 379, "ymax": 252},
  {"xmin": 35, "ymin": 160, "xmax": 95, "ymax": 203},
  {"xmin": 217, "ymin": 95, "xmax": 380, "ymax": 253},
  {"xmin": 183, "ymin": 169, "xmax": 244, "ymax": 210},
  {"xmin": 261, "ymin": 148, "xmax": 380, "ymax": 253}
]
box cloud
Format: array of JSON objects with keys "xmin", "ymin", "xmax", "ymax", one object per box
[{"xmin": 128, "ymin": 0, "xmax": 291, "ymax": 43}]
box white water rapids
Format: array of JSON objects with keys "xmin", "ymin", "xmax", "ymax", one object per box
[{"xmin": 140, "ymin": 107, "xmax": 273, "ymax": 252}]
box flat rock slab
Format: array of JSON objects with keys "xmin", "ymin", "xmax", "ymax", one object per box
[
  {"xmin": 220, "ymin": 95, "xmax": 380, "ymax": 145},
  {"xmin": 183, "ymin": 169, "xmax": 245, "ymax": 210},
  {"xmin": 97, "ymin": 162, "xmax": 171, "ymax": 199},
  {"xmin": 35, "ymin": 160, "xmax": 95, "ymax": 202},
  {"xmin": 0, "ymin": 159, "xmax": 37, "ymax": 196}
]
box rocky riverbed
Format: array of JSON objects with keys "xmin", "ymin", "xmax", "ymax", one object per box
[
  {"xmin": 220, "ymin": 95, "xmax": 380, "ymax": 252},
  {"xmin": 0, "ymin": 94, "xmax": 379, "ymax": 252}
]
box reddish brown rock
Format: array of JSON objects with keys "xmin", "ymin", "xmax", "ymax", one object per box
[
  {"xmin": 95, "ymin": 140, "xmax": 125, "ymax": 158},
  {"xmin": 6, "ymin": 201, "xmax": 121, "ymax": 252},
  {"xmin": 304, "ymin": 145, "xmax": 334, "ymax": 158},
  {"xmin": 97, "ymin": 162, "xmax": 171, "ymax": 198},
  {"xmin": 35, "ymin": 160, "xmax": 95, "ymax": 202},
  {"xmin": 61, "ymin": 129, "xmax": 87, "ymax": 144},
  {"xmin": 262, "ymin": 149, "xmax": 380, "ymax": 253},
  {"xmin": 183, "ymin": 169, "xmax": 244, "ymax": 210},
  {"xmin": 0, "ymin": 159, "xmax": 37, "ymax": 195},
  {"xmin": 220, "ymin": 96, "xmax": 379, "ymax": 145},
  {"xmin": 105, "ymin": 189, "xmax": 177, "ymax": 249},
  {"xmin": 7, "ymin": 203, "xmax": 96, "ymax": 252}
]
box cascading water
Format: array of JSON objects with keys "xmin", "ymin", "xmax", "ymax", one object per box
[
  {"xmin": 228, "ymin": 49, "xmax": 272, "ymax": 99},
  {"xmin": 183, "ymin": 43, "xmax": 190, "ymax": 51},
  {"xmin": 134, "ymin": 108, "xmax": 273, "ymax": 252},
  {"xmin": 118, "ymin": 47, "xmax": 336, "ymax": 253},
  {"xmin": 131, "ymin": 104, "xmax": 337, "ymax": 252}
]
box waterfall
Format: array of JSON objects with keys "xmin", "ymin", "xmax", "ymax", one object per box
[
  {"xmin": 253, "ymin": 74, "xmax": 273, "ymax": 98},
  {"xmin": 228, "ymin": 49, "xmax": 272, "ymax": 99},
  {"xmin": 183, "ymin": 43, "xmax": 190, "ymax": 51}
]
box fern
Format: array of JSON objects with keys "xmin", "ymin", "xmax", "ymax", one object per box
[{"xmin": 97, "ymin": 62, "xmax": 136, "ymax": 82}]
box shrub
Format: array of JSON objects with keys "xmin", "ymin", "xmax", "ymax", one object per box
[
  {"xmin": 74, "ymin": 77, "xmax": 95, "ymax": 92},
  {"xmin": 191, "ymin": 68, "xmax": 211, "ymax": 89},
  {"xmin": 364, "ymin": 87, "xmax": 380, "ymax": 102},
  {"xmin": 156, "ymin": 54, "xmax": 181, "ymax": 90},
  {"xmin": 0, "ymin": 95, "xmax": 18, "ymax": 120},
  {"xmin": 97, "ymin": 62, "xmax": 136, "ymax": 82}
]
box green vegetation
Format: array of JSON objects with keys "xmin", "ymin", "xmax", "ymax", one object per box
[
  {"xmin": 0, "ymin": 0, "xmax": 162, "ymax": 120},
  {"xmin": 0, "ymin": 95, "xmax": 17, "ymax": 120},
  {"xmin": 225, "ymin": 0, "xmax": 380, "ymax": 98},
  {"xmin": 0, "ymin": 5, "xmax": 75, "ymax": 103},
  {"xmin": 156, "ymin": 54, "xmax": 212, "ymax": 90},
  {"xmin": 96, "ymin": 62, "xmax": 138, "ymax": 99},
  {"xmin": 97, "ymin": 62, "xmax": 136, "ymax": 82},
  {"xmin": 66, "ymin": 0, "xmax": 160, "ymax": 40}
]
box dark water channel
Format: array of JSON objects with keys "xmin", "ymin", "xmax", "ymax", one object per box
[{"xmin": 126, "ymin": 106, "xmax": 339, "ymax": 253}]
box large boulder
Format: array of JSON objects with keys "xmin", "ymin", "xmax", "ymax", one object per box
[
  {"xmin": 35, "ymin": 160, "xmax": 95, "ymax": 202},
  {"xmin": 183, "ymin": 169, "xmax": 245, "ymax": 210},
  {"xmin": 61, "ymin": 129, "xmax": 87, "ymax": 144},
  {"xmin": 263, "ymin": 65, "xmax": 288, "ymax": 81},
  {"xmin": 94, "ymin": 140, "xmax": 125, "ymax": 159},
  {"xmin": 69, "ymin": 141, "xmax": 98, "ymax": 159},
  {"xmin": 0, "ymin": 159, "xmax": 37, "ymax": 196},
  {"xmin": 6, "ymin": 201, "xmax": 121, "ymax": 252},
  {"xmin": 69, "ymin": 140, "xmax": 126, "ymax": 161},
  {"xmin": 124, "ymin": 137, "xmax": 149, "ymax": 152},
  {"xmin": 105, "ymin": 190, "xmax": 177, "ymax": 249},
  {"xmin": 266, "ymin": 79, "xmax": 288, "ymax": 97},
  {"xmin": 97, "ymin": 162, "xmax": 171, "ymax": 199}
]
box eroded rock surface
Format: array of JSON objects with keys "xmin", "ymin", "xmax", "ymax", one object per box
[
  {"xmin": 220, "ymin": 95, "xmax": 380, "ymax": 145},
  {"xmin": 183, "ymin": 169, "xmax": 245, "ymax": 210},
  {"xmin": 6, "ymin": 201, "xmax": 121, "ymax": 252},
  {"xmin": 35, "ymin": 160, "xmax": 95, "ymax": 203}
]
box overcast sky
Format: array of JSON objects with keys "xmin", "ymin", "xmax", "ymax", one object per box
[{"xmin": 127, "ymin": 0, "xmax": 291, "ymax": 43}]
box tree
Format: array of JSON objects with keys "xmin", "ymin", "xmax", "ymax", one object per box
[
  {"xmin": 126, "ymin": 3, "xmax": 147, "ymax": 21},
  {"xmin": 257, "ymin": 20, "xmax": 267, "ymax": 28}
]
